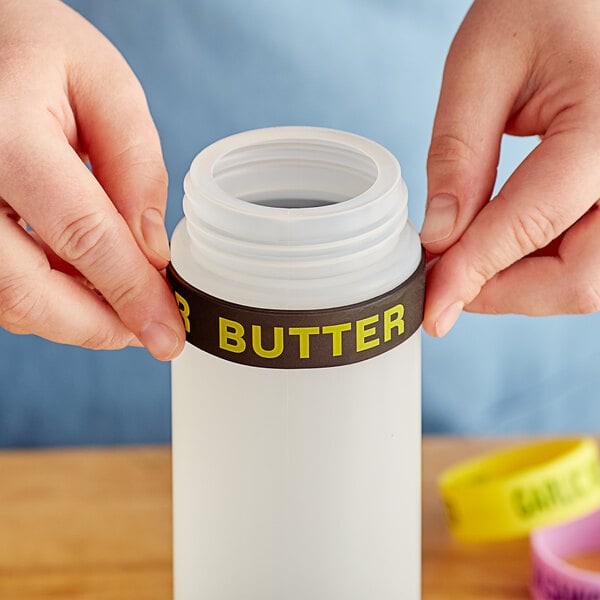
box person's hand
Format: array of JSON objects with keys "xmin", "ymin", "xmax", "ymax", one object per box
[
  {"xmin": 0, "ymin": 0, "xmax": 185, "ymax": 360},
  {"xmin": 422, "ymin": 0, "xmax": 600, "ymax": 337}
]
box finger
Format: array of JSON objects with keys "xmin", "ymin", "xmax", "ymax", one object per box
[
  {"xmin": 27, "ymin": 229, "xmax": 84, "ymax": 280},
  {"xmin": 424, "ymin": 125, "xmax": 600, "ymax": 336},
  {"xmin": 69, "ymin": 40, "xmax": 170, "ymax": 269},
  {"xmin": 0, "ymin": 123, "xmax": 185, "ymax": 360},
  {"xmin": 0, "ymin": 206, "xmax": 138, "ymax": 349},
  {"xmin": 422, "ymin": 2, "xmax": 531, "ymax": 254},
  {"xmin": 466, "ymin": 204, "xmax": 600, "ymax": 315}
]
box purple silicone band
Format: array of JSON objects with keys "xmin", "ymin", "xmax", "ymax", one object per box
[{"xmin": 531, "ymin": 508, "xmax": 600, "ymax": 599}]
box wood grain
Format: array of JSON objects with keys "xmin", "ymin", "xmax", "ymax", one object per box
[
  {"xmin": 0, "ymin": 437, "xmax": 590, "ymax": 598},
  {"xmin": 422, "ymin": 437, "xmax": 532, "ymax": 600},
  {"xmin": 0, "ymin": 446, "xmax": 172, "ymax": 599}
]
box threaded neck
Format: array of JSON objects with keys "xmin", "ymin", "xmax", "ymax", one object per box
[{"xmin": 173, "ymin": 127, "xmax": 420, "ymax": 309}]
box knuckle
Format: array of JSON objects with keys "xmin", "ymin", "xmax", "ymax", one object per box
[
  {"xmin": 467, "ymin": 262, "xmax": 492, "ymax": 289},
  {"xmin": 453, "ymin": 243, "xmax": 495, "ymax": 298},
  {"xmin": 134, "ymin": 158, "xmax": 169, "ymax": 196},
  {"xmin": 0, "ymin": 274, "xmax": 44, "ymax": 332},
  {"xmin": 570, "ymin": 280, "xmax": 600, "ymax": 314},
  {"xmin": 138, "ymin": 157, "xmax": 169, "ymax": 189},
  {"xmin": 464, "ymin": 260, "xmax": 494, "ymax": 300},
  {"xmin": 105, "ymin": 141, "xmax": 167, "ymax": 180},
  {"xmin": 433, "ymin": 244, "xmax": 494, "ymax": 312},
  {"xmin": 80, "ymin": 329, "xmax": 130, "ymax": 351},
  {"xmin": 107, "ymin": 269, "xmax": 152, "ymax": 313},
  {"xmin": 427, "ymin": 132, "xmax": 477, "ymax": 170},
  {"xmin": 511, "ymin": 205, "xmax": 560, "ymax": 255},
  {"xmin": 52, "ymin": 212, "xmax": 113, "ymax": 265}
]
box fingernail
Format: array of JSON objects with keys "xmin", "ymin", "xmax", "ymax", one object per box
[
  {"xmin": 421, "ymin": 194, "xmax": 458, "ymax": 244},
  {"xmin": 139, "ymin": 321, "xmax": 180, "ymax": 360},
  {"xmin": 141, "ymin": 208, "xmax": 171, "ymax": 262},
  {"xmin": 434, "ymin": 301, "xmax": 463, "ymax": 337}
]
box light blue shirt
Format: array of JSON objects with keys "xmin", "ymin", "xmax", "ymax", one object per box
[{"xmin": 1, "ymin": 0, "xmax": 597, "ymax": 446}]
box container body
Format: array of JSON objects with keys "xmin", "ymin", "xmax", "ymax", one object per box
[{"xmin": 170, "ymin": 127, "xmax": 422, "ymax": 599}]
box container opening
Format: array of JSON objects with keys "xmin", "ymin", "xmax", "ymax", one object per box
[
  {"xmin": 252, "ymin": 198, "xmax": 334, "ymax": 209},
  {"xmin": 211, "ymin": 139, "xmax": 378, "ymax": 209}
]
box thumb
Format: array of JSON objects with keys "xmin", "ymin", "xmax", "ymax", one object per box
[
  {"xmin": 71, "ymin": 42, "xmax": 170, "ymax": 270},
  {"xmin": 422, "ymin": 2, "xmax": 528, "ymax": 254},
  {"xmin": 424, "ymin": 125, "xmax": 600, "ymax": 336}
]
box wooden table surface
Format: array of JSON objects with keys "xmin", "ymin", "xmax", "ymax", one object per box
[{"xmin": 0, "ymin": 437, "xmax": 568, "ymax": 599}]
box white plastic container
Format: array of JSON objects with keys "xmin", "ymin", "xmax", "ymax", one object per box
[{"xmin": 169, "ymin": 127, "xmax": 423, "ymax": 600}]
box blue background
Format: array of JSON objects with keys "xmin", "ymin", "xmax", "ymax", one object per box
[{"xmin": 1, "ymin": 0, "xmax": 599, "ymax": 447}]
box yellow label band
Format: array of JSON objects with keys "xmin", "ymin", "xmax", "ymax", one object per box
[
  {"xmin": 438, "ymin": 438, "xmax": 600, "ymax": 542},
  {"xmin": 166, "ymin": 253, "xmax": 425, "ymax": 369}
]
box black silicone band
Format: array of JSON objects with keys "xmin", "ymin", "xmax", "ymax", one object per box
[{"xmin": 167, "ymin": 251, "xmax": 425, "ymax": 369}]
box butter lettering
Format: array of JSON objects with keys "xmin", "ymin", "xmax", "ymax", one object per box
[
  {"xmin": 175, "ymin": 292, "xmax": 191, "ymax": 333},
  {"xmin": 321, "ymin": 323, "xmax": 352, "ymax": 357},
  {"xmin": 356, "ymin": 315, "xmax": 380, "ymax": 352},
  {"xmin": 219, "ymin": 317, "xmax": 246, "ymax": 353},
  {"xmin": 288, "ymin": 327, "xmax": 320, "ymax": 359},
  {"xmin": 384, "ymin": 304, "xmax": 404, "ymax": 342},
  {"xmin": 252, "ymin": 325, "xmax": 284, "ymax": 359}
]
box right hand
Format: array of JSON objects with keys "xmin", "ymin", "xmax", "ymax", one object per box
[
  {"xmin": 422, "ymin": 0, "xmax": 600, "ymax": 337},
  {"xmin": 0, "ymin": 0, "xmax": 185, "ymax": 360}
]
